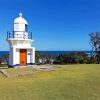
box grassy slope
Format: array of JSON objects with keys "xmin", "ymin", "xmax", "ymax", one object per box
[{"xmin": 0, "ymin": 64, "xmax": 100, "ymax": 100}]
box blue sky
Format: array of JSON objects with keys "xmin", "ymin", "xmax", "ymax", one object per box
[{"xmin": 0, "ymin": 0, "xmax": 100, "ymax": 51}]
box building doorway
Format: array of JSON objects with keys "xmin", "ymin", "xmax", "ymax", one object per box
[{"xmin": 20, "ymin": 49, "xmax": 27, "ymax": 66}]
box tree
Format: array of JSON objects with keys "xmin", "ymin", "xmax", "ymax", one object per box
[
  {"xmin": 89, "ymin": 32, "xmax": 100, "ymax": 63},
  {"xmin": 54, "ymin": 52, "xmax": 88, "ymax": 64},
  {"xmin": 35, "ymin": 51, "xmax": 55, "ymax": 64},
  {"xmin": 35, "ymin": 51, "xmax": 41, "ymax": 63}
]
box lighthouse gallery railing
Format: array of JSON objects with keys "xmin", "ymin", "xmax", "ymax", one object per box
[{"xmin": 7, "ymin": 31, "xmax": 32, "ymax": 39}]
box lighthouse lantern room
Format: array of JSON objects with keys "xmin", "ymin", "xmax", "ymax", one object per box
[{"xmin": 7, "ymin": 13, "xmax": 35, "ymax": 67}]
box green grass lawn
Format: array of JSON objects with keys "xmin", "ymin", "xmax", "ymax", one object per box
[{"xmin": 0, "ymin": 64, "xmax": 100, "ymax": 100}]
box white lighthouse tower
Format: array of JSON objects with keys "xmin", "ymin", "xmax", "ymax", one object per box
[{"xmin": 7, "ymin": 13, "xmax": 35, "ymax": 67}]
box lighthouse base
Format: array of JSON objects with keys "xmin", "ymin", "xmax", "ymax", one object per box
[{"xmin": 8, "ymin": 47, "xmax": 35, "ymax": 68}]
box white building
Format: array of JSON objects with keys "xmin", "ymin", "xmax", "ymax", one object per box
[{"xmin": 7, "ymin": 13, "xmax": 35, "ymax": 68}]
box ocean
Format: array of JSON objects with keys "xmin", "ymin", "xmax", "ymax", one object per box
[
  {"xmin": 0, "ymin": 51, "xmax": 9, "ymax": 57},
  {"xmin": 39, "ymin": 51, "xmax": 91, "ymax": 56},
  {"xmin": 0, "ymin": 51, "xmax": 91, "ymax": 57}
]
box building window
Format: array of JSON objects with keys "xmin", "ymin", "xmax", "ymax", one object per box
[{"xmin": 25, "ymin": 24, "xmax": 28, "ymax": 32}]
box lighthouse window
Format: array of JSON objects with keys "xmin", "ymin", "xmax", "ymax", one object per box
[{"xmin": 25, "ymin": 24, "xmax": 28, "ymax": 32}]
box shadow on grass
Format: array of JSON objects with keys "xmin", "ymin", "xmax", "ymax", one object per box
[{"xmin": 0, "ymin": 64, "xmax": 8, "ymax": 69}]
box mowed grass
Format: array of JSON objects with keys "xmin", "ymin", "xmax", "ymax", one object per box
[{"xmin": 0, "ymin": 64, "xmax": 100, "ymax": 100}]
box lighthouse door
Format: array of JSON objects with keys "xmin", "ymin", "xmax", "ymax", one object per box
[{"xmin": 20, "ymin": 49, "xmax": 27, "ymax": 66}]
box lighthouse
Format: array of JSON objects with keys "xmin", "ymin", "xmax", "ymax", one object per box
[{"xmin": 7, "ymin": 13, "xmax": 35, "ymax": 67}]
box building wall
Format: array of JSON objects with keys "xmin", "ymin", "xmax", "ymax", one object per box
[
  {"xmin": 27, "ymin": 49, "xmax": 31, "ymax": 64},
  {"xmin": 9, "ymin": 47, "xmax": 35, "ymax": 67},
  {"xmin": 26, "ymin": 48, "xmax": 35, "ymax": 64},
  {"xmin": 8, "ymin": 40, "xmax": 32, "ymax": 48},
  {"xmin": 9, "ymin": 47, "xmax": 13, "ymax": 66},
  {"xmin": 16, "ymin": 49, "xmax": 20, "ymax": 64},
  {"xmin": 32, "ymin": 47, "xmax": 35, "ymax": 64},
  {"xmin": 13, "ymin": 47, "xmax": 19, "ymax": 66},
  {"xmin": 14, "ymin": 23, "xmax": 25, "ymax": 32},
  {"xmin": 14, "ymin": 23, "xmax": 29, "ymax": 39}
]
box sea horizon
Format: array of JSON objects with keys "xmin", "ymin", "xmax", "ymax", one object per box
[{"xmin": 0, "ymin": 50, "xmax": 92, "ymax": 57}]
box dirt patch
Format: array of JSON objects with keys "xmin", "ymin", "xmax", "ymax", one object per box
[{"xmin": 0, "ymin": 65, "xmax": 58, "ymax": 78}]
